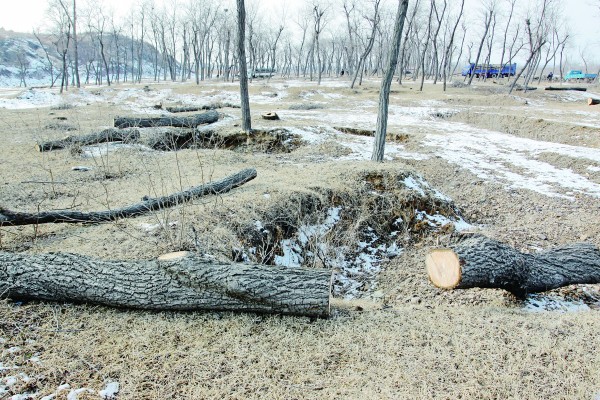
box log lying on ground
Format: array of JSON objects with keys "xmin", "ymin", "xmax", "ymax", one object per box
[
  {"xmin": 166, "ymin": 102, "xmax": 240, "ymax": 113},
  {"xmin": 588, "ymin": 98, "xmax": 600, "ymax": 106},
  {"xmin": 0, "ymin": 251, "xmax": 332, "ymax": 317},
  {"xmin": 140, "ymin": 126, "xmax": 216, "ymax": 150},
  {"xmin": 114, "ymin": 110, "xmax": 219, "ymax": 128},
  {"xmin": 545, "ymin": 86, "xmax": 587, "ymax": 91},
  {"xmin": 0, "ymin": 168, "xmax": 256, "ymax": 226},
  {"xmin": 426, "ymin": 235, "xmax": 600, "ymax": 297},
  {"xmin": 36, "ymin": 128, "xmax": 140, "ymax": 152}
]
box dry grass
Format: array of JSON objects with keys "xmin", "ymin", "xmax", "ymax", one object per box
[
  {"xmin": 1, "ymin": 78, "xmax": 600, "ymax": 399},
  {"xmin": 2, "ymin": 300, "xmax": 599, "ymax": 399}
]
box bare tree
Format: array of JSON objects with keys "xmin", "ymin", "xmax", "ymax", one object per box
[
  {"xmin": 442, "ymin": 0, "xmax": 465, "ymax": 91},
  {"xmin": 416, "ymin": 0, "xmax": 434, "ymax": 91},
  {"xmin": 509, "ymin": 0, "xmax": 556, "ymax": 93},
  {"xmin": 467, "ymin": 3, "xmax": 494, "ymax": 85},
  {"xmin": 351, "ymin": 0, "xmax": 382, "ymax": 88},
  {"xmin": 312, "ymin": 4, "xmax": 327, "ymax": 85},
  {"xmin": 372, "ymin": 0, "xmax": 410, "ymax": 162},
  {"xmin": 236, "ymin": 0, "xmax": 251, "ymax": 133}
]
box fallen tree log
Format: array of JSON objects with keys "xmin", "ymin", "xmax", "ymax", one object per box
[
  {"xmin": 588, "ymin": 98, "xmax": 600, "ymax": 106},
  {"xmin": 0, "ymin": 168, "xmax": 256, "ymax": 226},
  {"xmin": 166, "ymin": 103, "xmax": 240, "ymax": 113},
  {"xmin": 114, "ymin": 110, "xmax": 219, "ymax": 128},
  {"xmin": 545, "ymin": 86, "xmax": 587, "ymax": 92},
  {"xmin": 141, "ymin": 127, "xmax": 216, "ymax": 150},
  {"xmin": 0, "ymin": 251, "xmax": 332, "ymax": 317},
  {"xmin": 36, "ymin": 128, "xmax": 140, "ymax": 152},
  {"xmin": 426, "ymin": 235, "xmax": 600, "ymax": 297}
]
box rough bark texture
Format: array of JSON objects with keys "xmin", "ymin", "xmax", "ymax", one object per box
[
  {"xmin": 426, "ymin": 235, "xmax": 600, "ymax": 297},
  {"xmin": 36, "ymin": 128, "xmax": 140, "ymax": 152},
  {"xmin": 140, "ymin": 127, "xmax": 217, "ymax": 150},
  {"xmin": 114, "ymin": 110, "xmax": 219, "ymax": 128},
  {"xmin": 545, "ymin": 87, "xmax": 587, "ymax": 92},
  {"xmin": 0, "ymin": 168, "xmax": 257, "ymax": 226},
  {"xmin": 165, "ymin": 103, "xmax": 240, "ymax": 113},
  {"xmin": 372, "ymin": 0, "xmax": 409, "ymax": 162},
  {"xmin": 236, "ymin": 0, "xmax": 252, "ymax": 133},
  {"xmin": 0, "ymin": 251, "xmax": 332, "ymax": 317}
]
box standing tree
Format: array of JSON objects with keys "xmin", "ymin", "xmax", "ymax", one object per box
[
  {"xmin": 372, "ymin": 0, "xmax": 410, "ymax": 162},
  {"xmin": 313, "ymin": 4, "xmax": 327, "ymax": 85},
  {"xmin": 236, "ymin": 0, "xmax": 252, "ymax": 133},
  {"xmin": 467, "ymin": 3, "xmax": 494, "ymax": 86},
  {"xmin": 351, "ymin": 0, "xmax": 382, "ymax": 88}
]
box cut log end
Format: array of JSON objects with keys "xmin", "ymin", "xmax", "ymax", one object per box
[
  {"xmin": 158, "ymin": 251, "xmax": 190, "ymax": 261},
  {"xmin": 426, "ymin": 249, "xmax": 461, "ymax": 289},
  {"xmin": 588, "ymin": 98, "xmax": 600, "ymax": 106},
  {"xmin": 262, "ymin": 112, "xmax": 280, "ymax": 120}
]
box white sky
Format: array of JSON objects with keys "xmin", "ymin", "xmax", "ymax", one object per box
[{"xmin": 1, "ymin": 0, "xmax": 598, "ymax": 63}]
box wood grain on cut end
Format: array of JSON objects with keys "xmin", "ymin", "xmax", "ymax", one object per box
[
  {"xmin": 426, "ymin": 249, "xmax": 461, "ymax": 289},
  {"xmin": 158, "ymin": 251, "xmax": 190, "ymax": 261}
]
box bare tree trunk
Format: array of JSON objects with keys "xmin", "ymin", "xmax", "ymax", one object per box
[
  {"xmin": 236, "ymin": 0, "xmax": 252, "ymax": 133},
  {"xmin": 351, "ymin": 0, "xmax": 381, "ymax": 89},
  {"xmin": 372, "ymin": 0, "xmax": 410, "ymax": 162},
  {"xmin": 0, "ymin": 251, "xmax": 332, "ymax": 317},
  {"xmin": 443, "ymin": 0, "xmax": 465, "ymax": 91},
  {"xmin": 467, "ymin": 9, "xmax": 493, "ymax": 86},
  {"xmin": 418, "ymin": 1, "xmax": 434, "ymax": 91}
]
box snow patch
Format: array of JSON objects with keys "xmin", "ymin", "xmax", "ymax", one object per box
[
  {"xmin": 425, "ymin": 121, "xmax": 600, "ymax": 198},
  {"xmin": 524, "ymin": 294, "xmax": 592, "ymax": 312},
  {"xmin": 99, "ymin": 382, "xmax": 120, "ymax": 399}
]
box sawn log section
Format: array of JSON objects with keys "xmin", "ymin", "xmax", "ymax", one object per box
[
  {"xmin": 426, "ymin": 235, "xmax": 600, "ymax": 296},
  {"xmin": 114, "ymin": 110, "xmax": 219, "ymax": 128},
  {"xmin": 0, "ymin": 251, "xmax": 332, "ymax": 317},
  {"xmin": 0, "ymin": 168, "xmax": 256, "ymax": 226}
]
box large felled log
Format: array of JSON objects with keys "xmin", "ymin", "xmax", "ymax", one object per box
[
  {"xmin": 166, "ymin": 103, "xmax": 240, "ymax": 113},
  {"xmin": 114, "ymin": 110, "xmax": 219, "ymax": 128},
  {"xmin": 0, "ymin": 168, "xmax": 256, "ymax": 226},
  {"xmin": 141, "ymin": 126, "xmax": 216, "ymax": 150},
  {"xmin": 0, "ymin": 251, "xmax": 332, "ymax": 317},
  {"xmin": 545, "ymin": 86, "xmax": 587, "ymax": 91},
  {"xmin": 36, "ymin": 128, "xmax": 140, "ymax": 152},
  {"xmin": 426, "ymin": 235, "xmax": 600, "ymax": 297},
  {"xmin": 588, "ymin": 98, "xmax": 600, "ymax": 106}
]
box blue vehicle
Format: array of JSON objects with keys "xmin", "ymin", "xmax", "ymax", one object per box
[
  {"xmin": 564, "ymin": 70, "xmax": 597, "ymax": 82},
  {"xmin": 461, "ymin": 63, "xmax": 517, "ymax": 78}
]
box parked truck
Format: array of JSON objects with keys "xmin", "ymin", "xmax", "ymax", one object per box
[
  {"xmin": 564, "ymin": 70, "xmax": 597, "ymax": 82},
  {"xmin": 461, "ymin": 63, "xmax": 517, "ymax": 78}
]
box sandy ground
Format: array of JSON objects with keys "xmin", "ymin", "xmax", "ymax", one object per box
[{"xmin": 1, "ymin": 76, "xmax": 600, "ymax": 399}]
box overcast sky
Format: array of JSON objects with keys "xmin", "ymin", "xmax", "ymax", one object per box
[{"xmin": 1, "ymin": 0, "xmax": 598, "ymax": 64}]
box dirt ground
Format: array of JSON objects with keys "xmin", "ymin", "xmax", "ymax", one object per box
[{"xmin": 1, "ymin": 76, "xmax": 600, "ymax": 399}]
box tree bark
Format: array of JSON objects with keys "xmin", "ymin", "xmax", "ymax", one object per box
[
  {"xmin": 426, "ymin": 235, "xmax": 600, "ymax": 297},
  {"xmin": 140, "ymin": 127, "xmax": 218, "ymax": 150},
  {"xmin": 114, "ymin": 110, "xmax": 219, "ymax": 128},
  {"xmin": 372, "ymin": 0, "xmax": 409, "ymax": 162},
  {"xmin": 544, "ymin": 86, "xmax": 587, "ymax": 92},
  {"xmin": 36, "ymin": 128, "xmax": 140, "ymax": 152},
  {"xmin": 0, "ymin": 251, "xmax": 332, "ymax": 317},
  {"xmin": 0, "ymin": 168, "xmax": 256, "ymax": 226},
  {"xmin": 165, "ymin": 103, "xmax": 239, "ymax": 113},
  {"xmin": 236, "ymin": 0, "xmax": 252, "ymax": 133}
]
